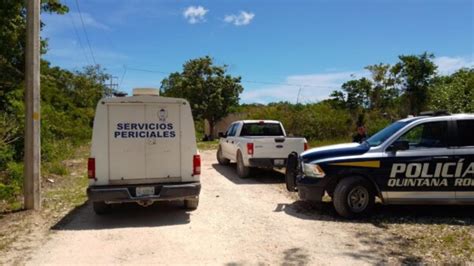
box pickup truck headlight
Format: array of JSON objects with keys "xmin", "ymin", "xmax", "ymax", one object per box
[{"xmin": 303, "ymin": 163, "xmax": 325, "ymax": 178}]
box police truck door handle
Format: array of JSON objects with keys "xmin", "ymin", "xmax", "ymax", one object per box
[{"xmin": 231, "ymin": 141, "xmax": 234, "ymax": 144}]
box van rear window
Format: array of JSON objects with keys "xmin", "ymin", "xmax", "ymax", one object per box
[{"xmin": 240, "ymin": 123, "xmax": 284, "ymax": 136}]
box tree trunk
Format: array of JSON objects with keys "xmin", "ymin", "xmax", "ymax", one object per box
[{"xmin": 208, "ymin": 120, "xmax": 215, "ymax": 141}]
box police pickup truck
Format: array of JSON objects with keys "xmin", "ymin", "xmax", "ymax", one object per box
[
  {"xmin": 286, "ymin": 112, "xmax": 474, "ymax": 218},
  {"xmin": 217, "ymin": 120, "xmax": 308, "ymax": 178},
  {"xmin": 87, "ymin": 88, "xmax": 201, "ymax": 214}
]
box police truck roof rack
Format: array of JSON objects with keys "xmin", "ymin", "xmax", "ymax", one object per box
[{"xmin": 419, "ymin": 110, "xmax": 451, "ymax": 116}]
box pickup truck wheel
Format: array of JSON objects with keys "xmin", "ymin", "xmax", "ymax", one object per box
[
  {"xmin": 236, "ymin": 151, "xmax": 250, "ymax": 178},
  {"xmin": 217, "ymin": 146, "xmax": 230, "ymax": 165},
  {"xmin": 333, "ymin": 177, "xmax": 374, "ymax": 219},
  {"xmin": 93, "ymin": 201, "xmax": 111, "ymax": 215},
  {"xmin": 184, "ymin": 197, "xmax": 199, "ymax": 210}
]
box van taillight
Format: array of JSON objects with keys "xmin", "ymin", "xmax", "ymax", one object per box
[
  {"xmin": 247, "ymin": 143, "xmax": 254, "ymax": 155},
  {"xmin": 304, "ymin": 143, "xmax": 309, "ymax": 151},
  {"xmin": 193, "ymin": 155, "xmax": 201, "ymax": 176},
  {"xmin": 88, "ymin": 158, "xmax": 96, "ymax": 179}
]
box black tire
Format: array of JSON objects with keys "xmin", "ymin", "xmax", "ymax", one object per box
[
  {"xmin": 93, "ymin": 201, "xmax": 111, "ymax": 215},
  {"xmin": 285, "ymin": 152, "xmax": 298, "ymax": 192},
  {"xmin": 216, "ymin": 146, "xmax": 230, "ymax": 165},
  {"xmin": 236, "ymin": 151, "xmax": 250, "ymax": 178},
  {"xmin": 333, "ymin": 177, "xmax": 375, "ymax": 219},
  {"xmin": 184, "ymin": 197, "xmax": 199, "ymax": 210}
]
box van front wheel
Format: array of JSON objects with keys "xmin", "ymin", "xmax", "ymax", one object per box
[
  {"xmin": 184, "ymin": 197, "xmax": 199, "ymax": 210},
  {"xmin": 93, "ymin": 201, "xmax": 111, "ymax": 215}
]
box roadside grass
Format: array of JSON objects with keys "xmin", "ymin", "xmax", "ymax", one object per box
[
  {"xmin": 308, "ymin": 138, "xmax": 350, "ymax": 148},
  {"xmin": 198, "ymin": 140, "xmax": 219, "ymax": 150},
  {"xmin": 378, "ymin": 219, "xmax": 474, "ymax": 263},
  {"xmin": 0, "ymin": 145, "xmax": 89, "ymax": 260}
]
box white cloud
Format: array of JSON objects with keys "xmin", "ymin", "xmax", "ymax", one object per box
[
  {"xmin": 183, "ymin": 6, "xmax": 208, "ymax": 24},
  {"xmin": 240, "ymin": 71, "xmax": 366, "ymax": 104},
  {"xmin": 434, "ymin": 56, "xmax": 473, "ymax": 75},
  {"xmin": 224, "ymin": 11, "xmax": 255, "ymax": 26}
]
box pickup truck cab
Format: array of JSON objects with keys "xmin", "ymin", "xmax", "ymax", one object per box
[
  {"xmin": 286, "ymin": 112, "xmax": 474, "ymax": 218},
  {"xmin": 87, "ymin": 88, "xmax": 201, "ymax": 214},
  {"xmin": 217, "ymin": 120, "xmax": 308, "ymax": 178}
]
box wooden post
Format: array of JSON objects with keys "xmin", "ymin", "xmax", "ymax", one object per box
[{"xmin": 24, "ymin": 0, "xmax": 41, "ymax": 210}]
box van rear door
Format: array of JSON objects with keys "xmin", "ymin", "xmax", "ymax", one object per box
[{"xmin": 107, "ymin": 103, "xmax": 181, "ymax": 181}]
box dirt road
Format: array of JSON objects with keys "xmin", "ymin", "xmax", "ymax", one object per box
[{"xmin": 23, "ymin": 150, "xmax": 427, "ymax": 265}]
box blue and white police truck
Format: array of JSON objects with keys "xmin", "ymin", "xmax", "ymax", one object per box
[
  {"xmin": 285, "ymin": 112, "xmax": 474, "ymax": 218},
  {"xmin": 87, "ymin": 88, "xmax": 201, "ymax": 214}
]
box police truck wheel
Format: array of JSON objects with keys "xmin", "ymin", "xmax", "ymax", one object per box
[
  {"xmin": 93, "ymin": 201, "xmax": 111, "ymax": 215},
  {"xmin": 236, "ymin": 151, "xmax": 250, "ymax": 178},
  {"xmin": 184, "ymin": 197, "xmax": 199, "ymax": 210},
  {"xmin": 217, "ymin": 146, "xmax": 230, "ymax": 165},
  {"xmin": 333, "ymin": 177, "xmax": 374, "ymax": 219},
  {"xmin": 285, "ymin": 152, "xmax": 298, "ymax": 192}
]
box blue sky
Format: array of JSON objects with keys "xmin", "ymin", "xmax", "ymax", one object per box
[{"xmin": 42, "ymin": 0, "xmax": 473, "ymax": 103}]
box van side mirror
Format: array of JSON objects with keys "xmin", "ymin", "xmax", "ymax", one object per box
[
  {"xmin": 218, "ymin": 132, "xmax": 226, "ymax": 138},
  {"xmin": 388, "ymin": 140, "xmax": 409, "ymax": 152}
]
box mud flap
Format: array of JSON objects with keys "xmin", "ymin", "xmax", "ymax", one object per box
[{"xmin": 285, "ymin": 152, "xmax": 298, "ymax": 192}]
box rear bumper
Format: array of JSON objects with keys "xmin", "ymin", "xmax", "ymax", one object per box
[
  {"xmin": 87, "ymin": 182, "xmax": 201, "ymax": 203},
  {"xmin": 249, "ymin": 158, "xmax": 286, "ymax": 169}
]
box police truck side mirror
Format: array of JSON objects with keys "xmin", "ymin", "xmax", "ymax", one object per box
[
  {"xmin": 388, "ymin": 140, "xmax": 409, "ymax": 152},
  {"xmin": 218, "ymin": 132, "xmax": 226, "ymax": 138}
]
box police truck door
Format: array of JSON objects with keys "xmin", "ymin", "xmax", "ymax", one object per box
[{"xmin": 384, "ymin": 121, "xmax": 455, "ymax": 202}]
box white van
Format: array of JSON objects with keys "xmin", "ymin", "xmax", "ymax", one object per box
[{"xmin": 87, "ymin": 88, "xmax": 201, "ymax": 214}]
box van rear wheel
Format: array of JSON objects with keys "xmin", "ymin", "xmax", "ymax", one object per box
[
  {"xmin": 93, "ymin": 201, "xmax": 111, "ymax": 215},
  {"xmin": 217, "ymin": 146, "xmax": 230, "ymax": 165},
  {"xmin": 236, "ymin": 151, "xmax": 250, "ymax": 178},
  {"xmin": 333, "ymin": 177, "xmax": 375, "ymax": 219},
  {"xmin": 184, "ymin": 197, "xmax": 199, "ymax": 210}
]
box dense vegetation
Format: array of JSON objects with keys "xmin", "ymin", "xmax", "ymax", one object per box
[
  {"xmin": 235, "ymin": 54, "xmax": 473, "ymax": 145},
  {"xmin": 0, "ymin": 1, "xmax": 112, "ymax": 211},
  {"xmin": 0, "ymin": 1, "xmax": 472, "ymax": 211}
]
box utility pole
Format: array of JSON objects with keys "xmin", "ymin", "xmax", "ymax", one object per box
[{"xmin": 24, "ymin": 0, "xmax": 41, "ymax": 210}]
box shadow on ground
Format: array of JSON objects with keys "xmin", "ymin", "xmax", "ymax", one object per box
[
  {"xmin": 276, "ymin": 200, "xmax": 474, "ymax": 226},
  {"xmin": 212, "ymin": 163, "xmax": 285, "ymax": 185},
  {"xmin": 51, "ymin": 200, "xmax": 191, "ymax": 231}
]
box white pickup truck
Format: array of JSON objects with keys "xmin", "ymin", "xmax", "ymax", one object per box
[{"xmin": 216, "ymin": 120, "xmax": 308, "ymax": 178}]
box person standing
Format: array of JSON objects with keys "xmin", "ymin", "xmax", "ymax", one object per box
[{"xmin": 352, "ymin": 125, "xmax": 367, "ymax": 143}]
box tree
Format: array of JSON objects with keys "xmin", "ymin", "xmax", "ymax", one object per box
[
  {"xmin": 428, "ymin": 68, "xmax": 474, "ymax": 113},
  {"xmin": 0, "ymin": 0, "xmax": 68, "ymax": 108},
  {"xmin": 160, "ymin": 56, "xmax": 244, "ymax": 138},
  {"xmin": 392, "ymin": 52, "xmax": 437, "ymax": 115}
]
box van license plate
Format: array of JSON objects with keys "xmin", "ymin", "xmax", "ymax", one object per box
[
  {"xmin": 274, "ymin": 159, "xmax": 284, "ymax": 166},
  {"xmin": 136, "ymin": 186, "xmax": 155, "ymax": 197}
]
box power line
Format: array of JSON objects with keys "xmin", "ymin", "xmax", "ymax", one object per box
[
  {"xmin": 119, "ymin": 65, "xmax": 127, "ymax": 89},
  {"xmin": 125, "ymin": 66, "xmax": 338, "ymax": 89},
  {"xmin": 66, "ymin": 0, "xmax": 91, "ymax": 65},
  {"xmin": 74, "ymin": 0, "xmax": 97, "ymax": 65}
]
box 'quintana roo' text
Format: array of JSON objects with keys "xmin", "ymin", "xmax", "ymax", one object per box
[{"xmin": 114, "ymin": 123, "xmax": 176, "ymax": 138}]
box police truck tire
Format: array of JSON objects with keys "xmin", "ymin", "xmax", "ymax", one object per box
[
  {"xmin": 184, "ymin": 197, "xmax": 199, "ymax": 210},
  {"xmin": 333, "ymin": 177, "xmax": 375, "ymax": 219},
  {"xmin": 236, "ymin": 151, "xmax": 250, "ymax": 178},
  {"xmin": 93, "ymin": 201, "xmax": 111, "ymax": 215},
  {"xmin": 217, "ymin": 146, "xmax": 230, "ymax": 165},
  {"xmin": 285, "ymin": 152, "xmax": 298, "ymax": 192}
]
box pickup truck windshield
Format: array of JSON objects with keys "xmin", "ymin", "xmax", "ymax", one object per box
[
  {"xmin": 240, "ymin": 123, "xmax": 284, "ymax": 136},
  {"xmin": 366, "ymin": 121, "xmax": 410, "ymax": 147}
]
